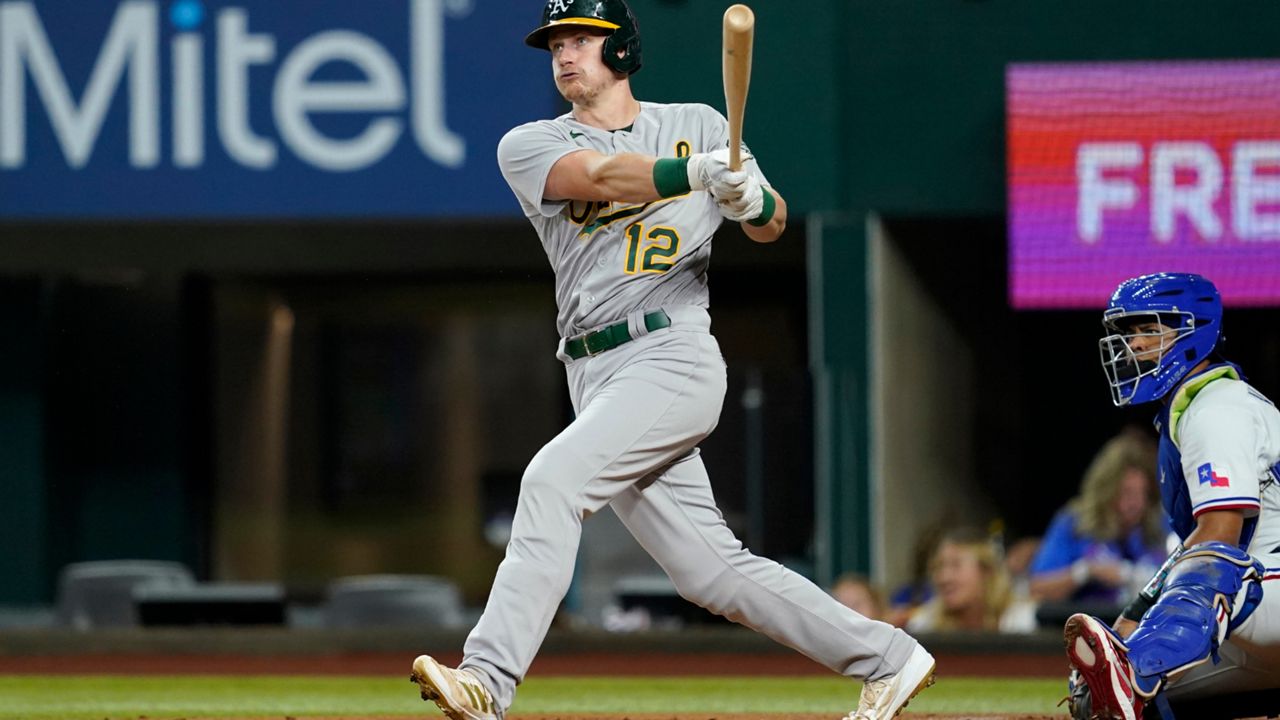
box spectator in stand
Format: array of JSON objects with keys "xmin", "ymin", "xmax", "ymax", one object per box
[
  {"xmin": 831, "ymin": 573, "xmax": 887, "ymax": 622},
  {"xmin": 1028, "ymin": 429, "xmax": 1169, "ymax": 605},
  {"xmin": 906, "ymin": 526, "xmax": 1037, "ymax": 633},
  {"xmin": 884, "ymin": 521, "xmax": 946, "ymax": 627},
  {"xmin": 1004, "ymin": 535, "xmax": 1042, "ymax": 596}
]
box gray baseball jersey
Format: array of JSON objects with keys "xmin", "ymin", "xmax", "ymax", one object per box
[
  {"xmin": 457, "ymin": 100, "xmax": 920, "ymax": 718},
  {"xmin": 496, "ymin": 101, "xmax": 768, "ymax": 338}
]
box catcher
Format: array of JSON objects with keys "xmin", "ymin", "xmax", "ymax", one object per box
[{"xmin": 1064, "ymin": 272, "xmax": 1280, "ymax": 720}]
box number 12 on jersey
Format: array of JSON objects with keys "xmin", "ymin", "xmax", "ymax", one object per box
[{"xmin": 624, "ymin": 223, "xmax": 681, "ymax": 274}]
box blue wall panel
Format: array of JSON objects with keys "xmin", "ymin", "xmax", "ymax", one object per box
[{"xmin": 0, "ymin": 0, "xmax": 561, "ymax": 218}]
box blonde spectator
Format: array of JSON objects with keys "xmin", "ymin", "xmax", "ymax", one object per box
[
  {"xmin": 884, "ymin": 519, "xmax": 948, "ymax": 627},
  {"xmin": 1027, "ymin": 429, "xmax": 1168, "ymax": 604},
  {"xmin": 906, "ymin": 527, "xmax": 1036, "ymax": 633},
  {"xmin": 831, "ymin": 573, "xmax": 886, "ymax": 622}
]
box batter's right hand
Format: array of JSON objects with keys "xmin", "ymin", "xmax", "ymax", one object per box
[
  {"xmin": 713, "ymin": 173, "xmax": 764, "ymax": 222},
  {"xmin": 686, "ymin": 147, "xmax": 754, "ymax": 192}
]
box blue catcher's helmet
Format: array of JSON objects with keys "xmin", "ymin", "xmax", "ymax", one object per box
[{"xmin": 1099, "ymin": 272, "xmax": 1223, "ymax": 406}]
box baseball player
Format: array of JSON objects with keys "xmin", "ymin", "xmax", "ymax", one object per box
[
  {"xmin": 409, "ymin": 1, "xmax": 934, "ymax": 719},
  {"xmin": 1064, "ymin": 272, "xmax": 1280, "ymax": 719}
]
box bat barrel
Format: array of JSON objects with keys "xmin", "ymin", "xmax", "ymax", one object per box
[
  {"xmin": 724, "ymin": 4, "xmax": 754, "ymax": 33},
  {"xmin": 722, "ymin": 4, "xmax": 755, "ymax": 171}
]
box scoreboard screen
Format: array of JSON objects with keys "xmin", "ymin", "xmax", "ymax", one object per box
[{"xmin": 1007, "ymin": 61, "xmax": 1280, "ymax": 308}]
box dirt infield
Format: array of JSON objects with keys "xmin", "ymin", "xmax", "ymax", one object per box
[{"xmin": 174, "ymin": 715, "xmax": 1060, "ymax": 719}]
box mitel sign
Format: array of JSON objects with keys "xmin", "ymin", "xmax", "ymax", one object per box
[{"xmin": 0, "ymin": 0, "xmax": 557, "ymax": 217}]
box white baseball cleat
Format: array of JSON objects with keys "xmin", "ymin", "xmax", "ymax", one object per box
[
  {"xmin": 846, "ymin": 644, "xmax": 936, "ymax": 719},
  {"xmin": 409, "ymin": 655, "xmax": 500, "ymax": 720}
]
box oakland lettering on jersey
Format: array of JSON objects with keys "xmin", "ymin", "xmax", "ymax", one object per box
[
  {"xmin": 0, "ymin": 0, "xmax": 465, "ymax": 171},
  {"xmin": 567, "ymin": 199, "xmax": 609, "ymax": 226}
]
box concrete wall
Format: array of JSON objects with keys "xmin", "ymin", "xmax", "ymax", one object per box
[{"xmin": 869, "ymin": 217, "xmax": 994, "ymax": 592}]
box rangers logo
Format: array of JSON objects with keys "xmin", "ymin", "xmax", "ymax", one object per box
[{"xmin": 548, "ymin": 0, "xmax": 575, "ymax": 14}]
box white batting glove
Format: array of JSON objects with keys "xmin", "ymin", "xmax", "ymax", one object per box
[
  {"xmin": 686, "ymin": 147, "xmax": 754, "ymax": 192},
  {"xmin": 714, "ymin": 173, "xmax": 764, "ymax": 222},
  {"xmin": 707, "ymin": 169, "xmax": 750, "ymax": 201}
]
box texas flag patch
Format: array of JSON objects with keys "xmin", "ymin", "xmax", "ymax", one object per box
[{"xmin": 1197, "ymin": 463, "xmax": 1230, "ymax": 487}]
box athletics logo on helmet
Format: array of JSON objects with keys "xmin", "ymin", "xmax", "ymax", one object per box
[
  {"xmin": 1098, "ymin": 272, "xmax": 1224, "ymax": 406},
  {"xmin": 524, "ymin": 0, "xmax": 643, "ymax": 76}
]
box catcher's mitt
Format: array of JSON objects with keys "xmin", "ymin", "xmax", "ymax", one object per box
[{"xmin": 1059, "ymin": 669, "xmax": 1092, "ymax": 720}]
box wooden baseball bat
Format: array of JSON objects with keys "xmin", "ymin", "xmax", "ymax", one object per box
[{"xmin": 722, "ymin": 4, "xmax": 755, "ymax": 171}]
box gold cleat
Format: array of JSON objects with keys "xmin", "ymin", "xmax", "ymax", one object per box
[
  {"xmin": 409, "ymin": 655, "xmax": 499, "ymax": 720},
  {"xmin": 846, "ymin": 644, "xmax": 936, "ymax": 719}
]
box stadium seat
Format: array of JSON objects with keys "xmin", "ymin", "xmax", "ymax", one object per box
[
  {"xmin": 613, "ymin": 573, "xmax": 730, "ymax": 627},
  {"xmin": 55, "ymin": 560, "xmax": 195, "ymax": 629},
  {"xmin": 323, "ymin": 575, "xmax": 466, "ymax": 628},
  {"xmin": 134, "ymin": 582, "xmax": 286, "ymax": 626}
]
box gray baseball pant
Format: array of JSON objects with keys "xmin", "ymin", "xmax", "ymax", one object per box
[{"xmin": 459, "ymin": 306, "xmax": 918, "ymax": 712}]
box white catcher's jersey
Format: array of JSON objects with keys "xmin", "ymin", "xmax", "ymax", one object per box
[
  {"xmin": 1176, "ymin": 377, "xmax": 1280, "ymax": 564},
  {"xmin": 1162, "ymin": 376, "xmax": 1280, "ymax": 700},
  {"xmin": 496, "ymin": 101, "xmax": 768, "ymax": 338}
]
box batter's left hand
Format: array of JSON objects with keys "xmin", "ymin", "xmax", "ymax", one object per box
[{"xmin": 686, "ymin": 148, "xmax": 754, "ymax": 192}]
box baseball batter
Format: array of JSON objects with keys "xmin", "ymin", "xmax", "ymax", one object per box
[
  {"xmin": 1064, "ymin": 273, "xmax": 1280, "ymax": 720},
  {"xmin": 409, "ymin": 2, "xmax": 934, "ymax": 719}
]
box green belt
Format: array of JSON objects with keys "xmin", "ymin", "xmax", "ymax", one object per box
[{"xmin": 564, "ymin": 310, "xmax": 672, "ymax": 360}]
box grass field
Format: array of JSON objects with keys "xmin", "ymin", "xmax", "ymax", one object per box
[{"xmin": 0, "ymin": 675, "xmax": 1063, "ymax": 719}]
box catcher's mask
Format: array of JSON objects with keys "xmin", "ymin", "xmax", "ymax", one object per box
[{"xmin": 1099, "ymin": 272, "xmax": 1223, "ymax": 406}]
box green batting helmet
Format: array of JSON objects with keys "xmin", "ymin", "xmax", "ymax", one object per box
[{"xmin": 524, "ymin": 0, "xmax": 642, "ymax": 76}]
